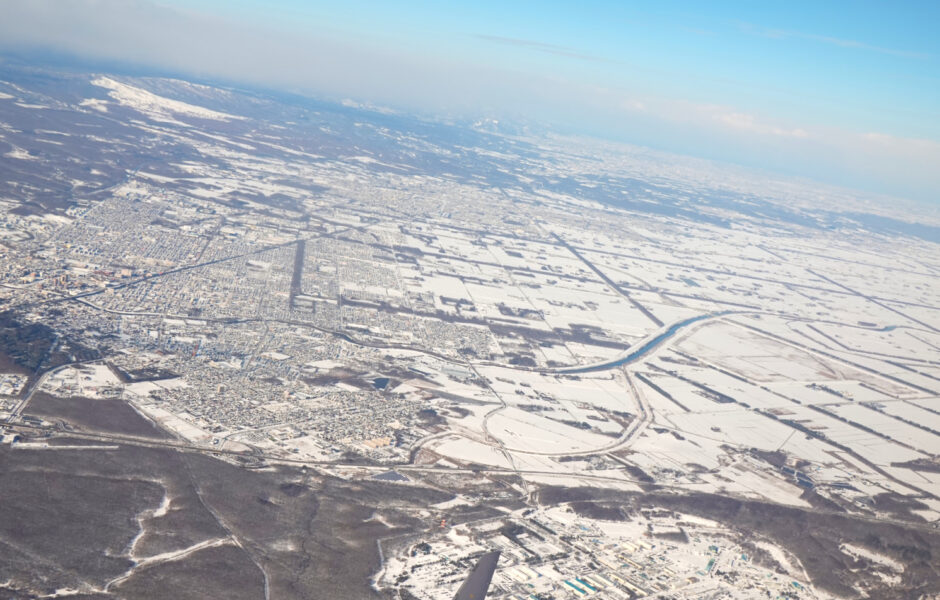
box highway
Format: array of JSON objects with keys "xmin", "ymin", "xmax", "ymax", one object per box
[{"xmin": 4, "ymin": 358, "xmax": 100, "ymax": 424}]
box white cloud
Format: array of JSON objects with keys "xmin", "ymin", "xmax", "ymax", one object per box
[
  {"xmin": 738, "ymin": 22, "xmax": 929, "ymax": 60},
  {"xmin": 713, "ymin": 111, "xmax": 810, "ymax": 138},
  {"xmin": 862, "ymin": 131, "xmax": 940, "ymax": 153}
]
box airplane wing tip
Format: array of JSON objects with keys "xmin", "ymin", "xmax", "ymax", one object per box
[{"xmin": 452, "ymin": 550, "xmax": 501, "ymax": 600}]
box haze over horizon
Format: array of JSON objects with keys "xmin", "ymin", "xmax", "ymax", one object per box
[{"xmin": 1, "ymin": 0, "xmax": 938, "ymax": 204}]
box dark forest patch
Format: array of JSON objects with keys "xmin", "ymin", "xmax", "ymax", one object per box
[{"xmin": 26, "ymin": 392, "xmax": 167, "ymax": 439}]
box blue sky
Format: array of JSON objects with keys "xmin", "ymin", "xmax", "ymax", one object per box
[
  {"xmin": 2, "ymin": 0, "xmax": 938, "ymax": 202},
  {"xmin": 175, "ymin": 0, "xmax": 939, "ymax": 136}
]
